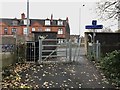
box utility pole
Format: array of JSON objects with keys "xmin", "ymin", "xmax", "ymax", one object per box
[
  {"xmin": 26, "ymin": 0, "xmax": 29, "ymax": 41},
  {"xmin": 79, "ymin": 4, "xmax": 85, "ymax": 38}
]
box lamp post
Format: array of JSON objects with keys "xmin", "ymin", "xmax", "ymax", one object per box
[
  {"xmin": 79, "ymin": 4, "xmax": 85, "ymax": 38},
  {"xmin": 26, "ymin": 0, "xmax": 29, "ymax": 41}
]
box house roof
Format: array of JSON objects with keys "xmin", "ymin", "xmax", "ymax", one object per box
[
  {"xmin": 0, "ymin": 17, "xmax": 70, "ymax": 35},
  {"xmin": 0, "ymin": 18, "xmax": 68, "ymax": 27}
]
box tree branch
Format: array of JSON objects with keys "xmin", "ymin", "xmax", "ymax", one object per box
[{"xmin": 103, "ymin": 1, "xmax": 117, "ymax": 12}]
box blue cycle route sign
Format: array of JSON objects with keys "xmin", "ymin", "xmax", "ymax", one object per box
[
  {"xmin": 85, "ymin": 20, "xmax": 103, "ymax": 59},
  {"xmin": 85, "ymin": 20, "xmax": 103, "ymax": 29}
]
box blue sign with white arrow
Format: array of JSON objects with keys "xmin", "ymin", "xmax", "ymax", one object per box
[{"xmin": 85, "ymin": 20, "xmax": 103, "ymax": 29}]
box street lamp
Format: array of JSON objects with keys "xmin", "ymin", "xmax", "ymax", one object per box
[
  {"xmin": 77, "ymin": 4, "xmax": 85, "ymax": 45},
  {"xmin": 25, "ymin": 0, "xmax": 29, "ymax": 41},
  {"xmin": 79, "ymin": 4, "xmax": 85, "ymax": 36}
]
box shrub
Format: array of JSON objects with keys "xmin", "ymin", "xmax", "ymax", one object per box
[{"xmin": 100, "ymin": 50, "xmax": 120, "ymax": 86}]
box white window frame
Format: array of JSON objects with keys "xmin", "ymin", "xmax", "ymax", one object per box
[
  {"xmin": 58, "ymin": 39, "xmax": 61, "ymax": 44},
  {"xmin": 12, "ymin": 28, "xmax": 17, "ymax": 35},
  {"xmin": 58, "ymin": 21, "xmax": 63, "ymax": 25},
  {"xmin": 58, "ymin": 28, "xmax": 63, "ymax": 34},
  {"xmin": 4, "ymin": 28, "xmax": 8, "ymax": 35},
  {"xmin": 45, "ymin": 20, "xmax": 50, "ymax": 25},
  {"xmin": 23, "ymin": 19, "xmax": 30, "ymax": 25},
  {"xmin": 32, "ymin": 28, "xmax": 35, "ymax": 31},
  {"xmin": 12, "ymin": 21, "xmax": 18, "ymax": 26},
  {"xmin": 45, "ymin": 28, "xmax": 51, "ymax": 31},
  {"xmin": 58, "ymin": 39, "xmax": 64, "ymax": 44},
  {"xmin": 23, "ymin": 27, "xmax": 27, "ymax": 34}
]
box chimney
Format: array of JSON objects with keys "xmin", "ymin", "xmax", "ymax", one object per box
[
  {"xmin": 66, "ymin": 17, "xmax": 69, "ymax": 23},
  {"xmin": 51, "ymin": 14, "xmax": 53, "ymax": 22},
  {"xmin": 21, "ymin": 13, "xmax": 25, "ymax": 19}
]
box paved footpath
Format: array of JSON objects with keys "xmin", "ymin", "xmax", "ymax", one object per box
[{"xmin": 19, "ymin": 55, "xmax": 115, "ymax": 89}]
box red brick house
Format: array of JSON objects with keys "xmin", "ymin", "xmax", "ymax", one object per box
[{"xmin": 0, "ymin": 13, "xmax": 70, "ymax": 44}]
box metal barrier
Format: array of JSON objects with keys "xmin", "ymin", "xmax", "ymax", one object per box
[
  {"xmin": 74, "ymin": 38, "xmax": 81, "ymax": 62},
  {"xmin": 87, "ymin": 40, "xmax": 101, "ymax": 60},
  {"xmin": 38, "ymin": 39, "xmax": 70, "ymax": 63},
  {"xmin": 26, "ymin": 39, "xmax": 72, "ymax": 63},
  {"xmin": 26, "ymin": 41, "xmax": 36, "ymax": 62}
]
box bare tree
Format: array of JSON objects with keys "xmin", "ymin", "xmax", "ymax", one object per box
[
  {"xmin": 101, "ymin": 27, "xmax": 113, "ymax": 32},
  {"xmin": 96, "ymin": 0, "xmax": 120, "ymax": 20},
  {"xmin": 115, "ymin": 29, "xmax": 120, "ymax": 32}
]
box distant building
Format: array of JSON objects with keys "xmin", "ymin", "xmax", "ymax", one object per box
[
  {"xmin": 0, "ymin": 13, "xmax": 70, "ymax": 44},
  {"xmin": 70, "ymin": 35, "xmax": 79, "ymax": 43},
  {"xmin": 70, "ymin": 35, "xmax": 85, "ymax": 46}
]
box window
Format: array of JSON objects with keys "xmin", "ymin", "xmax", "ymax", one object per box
[
  {"xmin": 4, "ymin": 28, "xmax": 8, "ymax": 35},
  {"xmin": 45, "ymin": 20, "xmax": 50, "ymax": 25},
  {"xmin": 58, "ymin": 21, "xmax": 63, "ymax": 25},
  {"xmin": 23, "ymin": 19, "xmax": 30, "ymax": 25},
  {"xmin": 23, "ymin": 28, "xmax": 27, "ymax": 34},
  {"xmin": 38, "ymin": 28, "xmax": 42, "ymax": 31},
  {"xmin": 45, "ymin": 28, "xmax": 51, "ymax": 31},
  {"xmin": 12, "ymin": 21, "xmax": 18, "ymax": 26},
  {"xmin": 12, "ymin": 28, "xmax": 17, "ymax": 35},
  {"xmin": 58, "ymin": 39, "xmax": 64, "ymax": 44},
  {"xmin": 58, "ymin": 28, "xmax": 63, "ymax": 34},
  {"xmin": 32, "ymin": 28, "xmax": 35, "ymax": 31}
]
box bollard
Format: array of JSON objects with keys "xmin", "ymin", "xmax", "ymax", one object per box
[{"xmin": 69, "ymin": 40, "xmax": 72, "ymax": 62}]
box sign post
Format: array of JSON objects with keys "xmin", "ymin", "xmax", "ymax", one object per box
[{"xmin": 85, "ymin": 20, "xmax": 103, "ymax": 59}]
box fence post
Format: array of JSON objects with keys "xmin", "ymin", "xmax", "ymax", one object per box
[
  {"xmin": 39, "ymin": 38, "xmax": 42, "ymax": 63},
  {"xmin": 69, "ymin": 39, "xmax": 72, "ymax": 62},
  {"xmin": 66, "ymin": 40, "xmax": 68, "ymax": 58},
  {"xmin": 34, "ymin": 42, "xmax": 36, "ymax": 62},
  {"xmin": 98, "ymin": 42, "xmax": 101, "ymax": 60},
  {"xmin": 96, "ymin": 40, "xmax": 99, "ymax": 60}
]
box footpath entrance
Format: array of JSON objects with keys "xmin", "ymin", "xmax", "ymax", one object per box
[
  {"xmin": 26, "ymin": 39, "xmax": 80, "ymax": 63},
  {"xmin": 25, "ymin": 31, "xmax": 83, "ymax": 64},
  {"xmin": 26, "ymin": 38, "xmax": 82, "ymax": 64}
]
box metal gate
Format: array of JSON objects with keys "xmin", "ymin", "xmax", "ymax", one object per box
[
  {"xmin": 26, "ymin": 41, "xmax": 36, "ymax": 62},
  {"xmin": 26, "ymin": 38, "xmax": 82, "ymax": 63},
  {"xmin": 38, "ymin": 39, "xmax": 69, "ymax": 63},
  {"xmin": 26, "ymin": 39, "xmax": 71, "ymax": 63}
]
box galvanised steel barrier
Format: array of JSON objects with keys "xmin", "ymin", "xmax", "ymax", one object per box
[{"xmin": 26, "ymin": 39, "xmax": 72, "ymax": 63}]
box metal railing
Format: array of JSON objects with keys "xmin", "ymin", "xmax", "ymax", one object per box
[{"xmin": 87, "ymin": 40, "xmax": 101, "ymax": 60}]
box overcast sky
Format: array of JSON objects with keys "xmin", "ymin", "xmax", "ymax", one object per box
[{"xmin": 0, "ymin": 0, "xmax": 118, "ymax": 36}]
